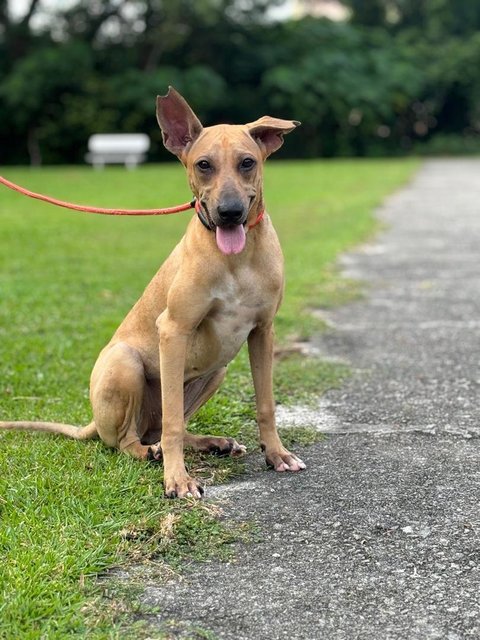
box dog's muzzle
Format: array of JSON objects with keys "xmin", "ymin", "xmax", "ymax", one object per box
[{"xmin": 216, "ymin": 203, "xmax": 247, "ymax": 227}]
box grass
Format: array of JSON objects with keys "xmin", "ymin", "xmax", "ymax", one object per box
[{"xmin": 0, "ymin": 158, "xmax": 417, "ymax": 637}]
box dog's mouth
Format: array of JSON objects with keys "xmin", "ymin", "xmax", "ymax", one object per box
[
  {"xmin": 200, "ymin": 200, "xmax": 248, "ymax": 256},
  {"xmin": 215, "ymin": 223, "xmax": 246, "ymax": 255}
]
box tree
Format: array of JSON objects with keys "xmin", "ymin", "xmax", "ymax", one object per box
[{"xmin": 2, "ymin": 0, "xmax": 480, "ymax": 163}]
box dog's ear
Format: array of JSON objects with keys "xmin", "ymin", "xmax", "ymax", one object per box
[
  {"xmin": 156, "ymin": 87, "xmax": 203, "ymax": 160},
  {"xmin": 246, "ymin": 116, "xmax": 301, "ymax": 158}
]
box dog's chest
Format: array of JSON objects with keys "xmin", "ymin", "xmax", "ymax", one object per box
[
  {"xmin": 198, "ymin": 270, "xmax": 275, "ymax": 367},
  {"xmin": 212, "ymin": 275, "xmax": 264, "ymax": 331}
]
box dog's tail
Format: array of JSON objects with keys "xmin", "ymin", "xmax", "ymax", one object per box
[{"xmin": 0, "ymin": 420, "xmax": 98, "ymax": 440}]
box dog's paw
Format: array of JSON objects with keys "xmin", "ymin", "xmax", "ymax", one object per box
[
  {"xmin": 146, "ymin": 443, "xmax": 163, "ymax": 463},
  {"xmin": 164, "ymin": 474, "xmax": 204, "ymax": 500},
  {"xmin": 265, "ymin": 448, "xmax": 306, "ymax": 473},
  {"xmin": 210, "ymin": 437, "xmax": 247, "ymax": 458},
  {"xmin": 187, "ymin": 434, "xmax": 247, "ymax": 457}
]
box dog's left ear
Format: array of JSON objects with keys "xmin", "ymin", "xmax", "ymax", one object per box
[
  {"xmin": 246, "ymin": 116, "xmax": 301, "ymax": 158},
  {"xmin": 156, "ymin": 86, "xmax": 203, "ymax": 160}
]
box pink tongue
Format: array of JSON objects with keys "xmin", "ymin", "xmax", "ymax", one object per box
[{"xmin": 216, "ymin": 224, "xmax": 246, "ymax": 255}]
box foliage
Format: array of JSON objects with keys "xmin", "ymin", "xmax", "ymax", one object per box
[
  {"xmin": 262, "ymin": 20, "xmax": 424, "ymax": 157},
  {"xmin": 0, "ymin": 0, "xmax": 480, "ymax": 164}
]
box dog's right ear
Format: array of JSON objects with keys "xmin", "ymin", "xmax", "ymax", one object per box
[{"xmin": 156, "ymin": 87, "xmax": 203, "ymax": 160}]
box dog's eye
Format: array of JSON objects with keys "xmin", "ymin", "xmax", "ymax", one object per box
[
  {"xmin": 240, "ymin": 157, "xmax": 256, "ymax": 170},
  {"xmin": 197, "ymin": 160, "xmax": 212, "ymax": 172}
]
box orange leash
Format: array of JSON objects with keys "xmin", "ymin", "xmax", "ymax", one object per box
[{"xmin": 0, "ymin": 174, "xmax": 194, "ymax": 216}]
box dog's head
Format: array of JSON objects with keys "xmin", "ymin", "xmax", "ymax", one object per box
[{"xmin": 156, "ymin": 87, "xmax": 300, "ymax": 255}]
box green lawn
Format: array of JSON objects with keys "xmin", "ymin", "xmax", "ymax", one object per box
[{"xmin": 0, "ymin": 159, "xmax": 417, "ymax": 638}]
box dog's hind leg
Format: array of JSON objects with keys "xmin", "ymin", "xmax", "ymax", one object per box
[
  {"xmin": 90, "ymin": 342, "xmax": 162, "ymax": 462},
  {"xmin": 183, "ymin": 368, "xmax": 246, "ymax": 457}
]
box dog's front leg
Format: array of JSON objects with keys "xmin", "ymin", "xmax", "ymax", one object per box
[
  {"xmin": 248, "ymin": 324, "xmax": 306, "ymax": 473},
  {"xmin": 157, "ymin": 311, "xmax": 203, "ymax": 499}
]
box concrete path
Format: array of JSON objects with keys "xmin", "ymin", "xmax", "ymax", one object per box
[{"xmin": 136, "ymin": 160, "xmax": 480, "ymax": 639}]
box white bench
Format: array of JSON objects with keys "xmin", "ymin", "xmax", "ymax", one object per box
[{"xmin": 85, "ymin": 133, "xmax": 150, "ymax": 169}]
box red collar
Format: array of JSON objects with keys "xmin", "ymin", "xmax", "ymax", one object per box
[{"xmin": 248, "ymin": 209, "xmax": 264, "ymax": 229}]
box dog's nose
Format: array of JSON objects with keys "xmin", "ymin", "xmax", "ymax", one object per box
[{"xmin": 217, "ymin": 203, "xmax": 244, "ymax": 224}]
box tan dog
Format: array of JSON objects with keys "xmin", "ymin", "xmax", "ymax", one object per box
[{"xmin": 0, "ymin": 87, "xmax": 305, "ymax": 498}]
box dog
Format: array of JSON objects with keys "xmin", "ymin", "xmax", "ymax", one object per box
[{"xmin": 0, "ymin": 87, "xmax": 305, "ymax": 498}]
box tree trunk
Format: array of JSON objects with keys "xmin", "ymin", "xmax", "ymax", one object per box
[{"xmin": 27, "ymin": 128, "xmax": 42, "ymax": 166}]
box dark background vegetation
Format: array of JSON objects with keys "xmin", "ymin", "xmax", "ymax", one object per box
[{"xmin": 1, "ymin": 0, "xmax": 480, "ymax": 165}]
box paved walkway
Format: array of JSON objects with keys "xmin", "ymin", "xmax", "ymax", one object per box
[{"xmin": 135, "ymin": 160, "xmax": 480, "ymax": 639}]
